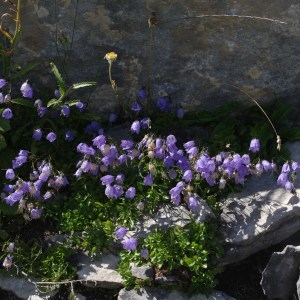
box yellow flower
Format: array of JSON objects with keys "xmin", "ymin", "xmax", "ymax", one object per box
[{"xmin": 104, "ymin": 52, "xmax": 118, "ymax": 64}]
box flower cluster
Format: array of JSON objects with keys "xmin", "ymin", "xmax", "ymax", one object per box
[
  {"xmin": 115, "ymin": 226, "xmax": 138, "ymax": 251},
  {"xmin": 2, "ymin": 242, "xmax": 14, "ymax": 270},
  {"xmin": 2, "ymin": 155, "xmax": 68, "ymax": 220},
  {"xmin": 276, "ymin": 161, "xmax": 300, "ymax": 193}
]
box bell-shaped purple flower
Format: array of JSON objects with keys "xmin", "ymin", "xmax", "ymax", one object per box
[
  {"xmin": 20, "ymin": 80, "xmax": 33, "ymax": 98},
  {"xmin": 93, "ymin": 135, "xmax": 106, "ymax": 149},
  {"xmin": 277, "ymin": 172, "xmax": 288, "ymax": 186},
  {"xmin": 0, "ymin": 79, "xmax": 7, "ymax": 88},
  {"xmin": 121, "ymin": 237, "xmax": 138, "ymax": 251},
  {"xmin": 5, "ymin": 169, "xmax": 15, "ymax": 180},
  {"xmin": 100, "ymin": 175, "xmax": 114, "ymax": 185},
  {"xmin": 188, "ymin": 196, "xmax": 199, "ymax": 212},
  {"xmin": 156, "ymin": 97, "xmax": 170, "ymax": 112},
  {"xmin": 32, "ymin": 129, "xmax": 42, "ymax": 141},
  {"xmin": 140, "ymin": 249, "xmax": 149, "ymax": 260},
  {"xmin": 115, "ymin": 227, "xmax": 127, "ymax": 240},
  {"xmin": 144, "ymin": 173, "xmax": 153, "ymax": 186},
  {"xmin": 46, "ymin": 132, "xmax": 56, "ymax": 142},
  {"xmin": 61, "ymin": 105, "xmax": 70, "ymax": 117},
  {"xmin": 121, "ymin": 139, "xmax": 134, "ymax": 150},
  {"xmin": 65, "ymin": 130, "xmax": 74, "ymax": 141},
  {"xmin": 30, "ymin": 208, "xmax": 42, "ymax": 219},
  {"xmin": 131, "ymin": 101, "xmax": 142, "ymax": 112},
  {"xmin": 131, "ymin": 120, "xmax": 140, "ymax": 134},
  {"xmin": 183, "ymin": 169, "xmax": 193, "ymax": 182},
  {"xmin": 2, "ymin": 108, "xmax": 13, "ymax": 119},
  {"xmin": 249, "ymin": 138, "xmax": 260, "ymax": 153},
  {"xmin": 125, "ymin": 187, "xmax": 136, "ymax": 199},
  {"xmin": 137, "ymin": 87, "xmax": 147, "ymax": 100}
]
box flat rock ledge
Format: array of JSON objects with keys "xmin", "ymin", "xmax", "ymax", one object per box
[{"xmin": 219, "ymin": 141, "xmax": 300, "ymax": 266}]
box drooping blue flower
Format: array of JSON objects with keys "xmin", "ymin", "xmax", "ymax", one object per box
[
  {"xmin": 140, "ymin": 117, "xmax": 151, "ymax": 129},
  {"xmin": 61, "ymin": 105, "xmax": 70, "ymax": 117},
  {"xmin": 183, "ymin": 141, "xmax": 195, "ymax": 151},
  {"xmin": 116, "ymin": 174, "xmax": 125, "ymax": 184},
  {"xmin": 121, "ymin": 237, "xmax": 138, "ymax": 251},
  {"xmin": 93, "ymin": 135, "xmax": 106, "ymax": 149},
  {"xmin": 75, "ymin": 101, "xmax": 86, "ymax": 111},
  {"xmin": 131, "ymin": 101, "xmax": 142, "ymax": 112},
  {"xmin": 125, "ymin": 187, "xmax": 136, "ymax": 199},
  {"xmin": 131, "ymin": 120, "xmax": 140, "ymax": 134},
  {"xmin": 166, "ymin": 135, "xmax": 177, "ymax": 146},
  {"xmin": 157, "ymin": 97, "xmax": 170, "ymax": 112},
  {"xmin": 249, "ymin": 138, "xmax": 260, "ymax": 153},
  {"xmin": 188, "ymin": 196, "xmax": 199, "ymax": 212},
  {"xmin": 2, "ymin": 108, "xmax": 13, "ymax": 119},
  {"xmin": 5, "ymin": 190, "xmax": 24, "ymax": 206},
  {"xmin": 20, "ymin": 80, "xmax": 33, "ymax": 98},
  {"xmin": 285, "ymin": 181, "xmax": 294, "ymax": 192},
  {"xmin": 140, "ymin": 249, "xmax": 149, "ymax": 260},
  {"xmin": 32, "ymin": 129, "xmax": 42, "ymax": 141},
  {"xmin": 0, "ymin": 79, "xmax": 7, "ymax": 88},
  {"xmin": 5, "ymin": 169, "xmax": 15, "ymax": 180},
  {"xmin": 65, "ymin": 130, "xmax": 74, "ymax": 141},
  {"xmin": 115, "ymin": 227, "xmax": 127, "ymax": 240},
  {"xmin": 12, "ymin": 153, "xmax": 28, "ymax": 169},
  {"xmin": 281, "ymin": 162, "xmax": 291, "ymax": 173},
  {"xmin": 30, "ymin": 208, "xmax": 42, "ymax": 219},
  {"xmin": 37, "ymin": 106, "xmax": 47, "ymax": 117},
  {"xmin": 0, "ymin": 93, "xmax": 4, "ymax": 103},
  {"xmin": 137, "ymin": 87, "xmax": 147, "ymax": 100},
  {"xmin": 34, "ymin": 99, "xmax": 43, "ymax": 108},
  {"xmin": 144, "ymin": 173, "xmax": 153, "ymax": 186},
  {"xmin": 277, "ymin": 172, "xmax": 288, "ymax": 186},
  {"xmin": 121, "ymin": 139, "xmax": 134, "ymax": 150},
  {"xmin": 183, "ymin": 169, "xmax": 193, "ymax": 182},
  {"xmin": 54, "ymin": 89, "xmax": 61, "ymax": 98},
  {"xmin": 77, "ymin": 143, "xmax": 96, "ymax": 155},
  {"xmin": 100, "ymin": 175, "xmax": 115, "ymax": 185},
  {"xmin": 46, "ymin": 132, "xmax": 56, "ymax": 142}
]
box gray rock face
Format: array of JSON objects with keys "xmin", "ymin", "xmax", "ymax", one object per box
[
  {"xmin": 219, "ymin": 142, "xmax": 300, "ymax": 266},
  {"xmin": 4, "ymin": 1, "xmax": 300, "ymax": 116},
  {"xmin": 261, "ymin": 245, "xmax": 300, "ymax": 299},
  {"xmin": 118, "ymin": 287, "xmax": 236, "ymax": 300},
  {"xmin": 76, "ymin": 252, "xmax": 123, "ymax": 289}
]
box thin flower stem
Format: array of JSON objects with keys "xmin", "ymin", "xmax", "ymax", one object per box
[
  {"xmin": 223, "ymin": 83, "xmax": 281, "ymax": 150},
  {"xmin": 178, "ymin": 14, "xmax": 287, "ymax": 25}
]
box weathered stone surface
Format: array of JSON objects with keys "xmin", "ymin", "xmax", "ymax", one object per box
[
  {"xmin": 118, "ymin": 287, "xmax": 236, "ymax": 300},
  {"xmin": 130, "ymin": 265, "xmax": 154, "ymax": 280},
  {"xmin": 0, "ymin": 272, "xmax": 56, "ymax": 300},
  {"xmin": 2, "ymin": 1, "xmax": 300, "ymax": 117},
  {"xmin": 261, "ymin": 245, "xmax": 300, "ymax": 299},
  {"xmin": 76, "ymin": 252, "xmax": 123, "ymax": 289},
  {"xmin": 219, "ymin": 142, "xmax": 300, "ymax": 266}
]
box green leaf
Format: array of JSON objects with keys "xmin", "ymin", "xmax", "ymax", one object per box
[
  {"xmin": 9, "ymin": 61, "xmax": 40, "ymax": 80},
  {"xmin": 11, "ymin": 98, "xmax": 34, "ymax": 108},
  {"xmin": 0, "ymin": 201, "xmax": 18, "ymax": 215},
  {"xmin": 71, "ymin": 82, "xmax": 97, "ymax": 90},
  {"xmin": 47, "ymin": 98, "xmax": 62, "ymax": 108},
  {"xmin": 0, "ymin": 134, "xmax": 6, "ymax": 150},
  {"xmin": 0, "ymin": 118, "xmax": 11, "ymax": 132},
  {"xmin": 50, "ymin": 62, "xmax": 67, "ymax": 95}
]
